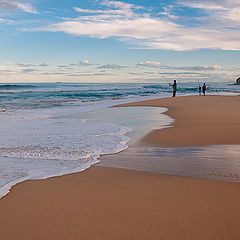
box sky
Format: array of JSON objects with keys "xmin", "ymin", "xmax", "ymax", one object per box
[{"xmin": 0, "ymin": 0, "xmax": 240, "ymax": 83}]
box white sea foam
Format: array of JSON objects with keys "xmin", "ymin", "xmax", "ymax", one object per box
[{"xmin": 0, "ymin": 103, "xmax": 133, "ymax": 199}]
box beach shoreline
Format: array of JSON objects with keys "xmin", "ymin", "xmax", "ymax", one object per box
[
  {"xmin": 116, "ymin": 95, "xmax": 240, "ymax": 147},
  {"xmin": 1, "ymin": 95, "xmax": 240, "ymax": 239}
]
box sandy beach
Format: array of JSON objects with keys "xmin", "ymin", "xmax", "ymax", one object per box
[
  {"xmin": 1, "ymin": 95, "xmax": 240, "ymax": 240},
  {"xmin": 117, "ymin": 95, "xmax": 240, "ymax": 147},
  {"xmin": 1, "ymin": 166, "xmax": 240, "ymax": 240}
]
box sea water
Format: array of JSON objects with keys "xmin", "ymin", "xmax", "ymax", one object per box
[{"xmin": 0, "ymin": 82, "xmax": 239, "ymax": 198}]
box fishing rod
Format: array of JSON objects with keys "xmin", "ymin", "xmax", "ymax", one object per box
[
  {"xmin": 154, "ymin": 70, "xmax": 170, "ymax": 85},
  {"xmin": 156, "ymin": 71, "xmax": 180, "ymax": 90},
  {"xmin": 161, "ymin": 73, "xmax": 171, "ymax": 85}
]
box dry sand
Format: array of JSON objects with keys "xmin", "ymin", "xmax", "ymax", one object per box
[
  {"xmin": 1, "ymin": 166, "xmax": 240, "ymax": 240},
  {"xmin": 1, "ymin": 95, "xmax": 240, "ymax": 240}
]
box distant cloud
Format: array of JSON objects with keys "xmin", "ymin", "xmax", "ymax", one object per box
[
  {"xmin": 39, "ymin": 63, "xmax": 48, "ymax": 67},
  {"xmin": 0, "ymin": 69, "xmax": 15, "ymax": 75},
  {"xmin": 69, "ymin": 60, "xmax": 95, "ymax": 67},
  {"xmin": 175, "ymin": 65, "xmax": 222, "ymax": 71},
  {"xmin": 158, "ymin": 72, "xmax": 201, "ymax": 75},
  {"xmin": 97, "ymin": 64, "xmax": 128, "ymax": 69},
  {"xmin": 57, "ymin": 65, "xmax": 68, "ymax": 68},
  {"xmin": 17, "ymin": 62, "xmax": 36, "ymax": 67},
  {"xmin": 22, "ymin": 68, "xmax": 36, "ymax": 73},
  {"xmin": 228, "ymin": 66, "xmax": 240, "ymax": 71},
  {"xmin": 17, "ymin": 62, "xmax": 50, "ymax": 70},
  {"xmin": 79, "ymin": 60, "xmax": 93, "ymax": 66},
  {"xmin": 137, "ymin": 61, "xmax": 163, "ymax": 68},
  {"xmin": 0, "ymin": 0, "xmax": 37, "ymax": 14},
  {"xmin": 56, "ymin": 65, "xmax": 74, "ymax": 71},
  {"xmin": 127, "ymin": 72, "xmax": 140, "ymax": 76},
  {"xmin": 0, "ymin": 17, "xmax": 13, "ymax": 24},
  {"xmin": 137, "ymin": 61, "xmax": 222, "ymax": 71},
  {"xmin": 0, "ymin": 60, "xmax": 233, "ymax": 82},
  {"xmin": 66, "ymin": 72, "xmax": 115, "ymax": 77}
]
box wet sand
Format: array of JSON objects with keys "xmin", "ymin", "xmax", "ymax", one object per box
[{"xmin": 1, "ymin": 95, "xmax": 240, "ymax": 240}]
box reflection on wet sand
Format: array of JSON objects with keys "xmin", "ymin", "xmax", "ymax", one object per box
[{"xmin": 99, "ymin": 145, "xmax": 240, "ymax": 182}]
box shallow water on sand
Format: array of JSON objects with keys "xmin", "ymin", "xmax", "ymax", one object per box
[
  {"xmin": 65, "ymin": 106, "xmax": 173, "ymax": 143},
  {"xmin": 96, "ymin": 107, "xmax": 240, "ymax": 182},
  {"xmin": 99, "ymin": 144, "xmax": 240, "ymax": 182}
]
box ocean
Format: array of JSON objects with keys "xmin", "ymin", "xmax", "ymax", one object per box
[{"xmin": 0, "ymin": 82, "xmax": 239, "ymax": 197}]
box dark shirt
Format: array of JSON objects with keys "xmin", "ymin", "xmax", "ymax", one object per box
[{"xmin": 173, "ymin": 82, "xmax": 177, "ymax": 91}]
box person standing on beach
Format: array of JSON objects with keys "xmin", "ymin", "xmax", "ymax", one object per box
[
  {"xmin": 198, "ymin": 85, "xmax": 201, "ymax": 95},
  {"xmin": 169, "ymin": 80, "xmax": 177, "ymax": 97},
  {"xmin": 202, "ymin": 83, "xmax": 206, "ymax": 96}
]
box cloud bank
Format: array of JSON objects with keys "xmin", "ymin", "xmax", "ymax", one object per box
[
  {"xmin": 33, "ymin": 0, "xmax": 240, "ymax": 51},
  {"xmin": 1, "ymin": 60, "xmax": 238, "ymax": 83},
  {"xmin": 137, "ymin": 61, "xmax": 222, "ymax": 71}
]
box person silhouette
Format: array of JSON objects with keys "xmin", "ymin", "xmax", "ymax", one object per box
[
  {"xmin": 199, "ymin": 85, "xmax": 201, "ymax": 95},
  {"xmin": 202, "ymin": 83, "xmax": 206, "ymax": 96},
  {"xmin": 169, "ymin": 80, "xmax": 177, "ymax": 97}
]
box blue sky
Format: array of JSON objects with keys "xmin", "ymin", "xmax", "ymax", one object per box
[{"xmin": 0, "ymin": 0, "xmax": 239, "ymax": 83}]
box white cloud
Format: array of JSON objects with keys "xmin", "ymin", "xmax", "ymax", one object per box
[
  {"xmin": 179, "ymin": 0, "xmax": 240, "ymax": 26},
  {"xmin": 0, "ymin": 0, "xmax": 37, "ymax": 14},
  {"xmin": 0, "ymin": 17, "xmax": 13, "ymax": 23},
  {"xmin": 73, "ymin": 0, "xmax": 141, "ymax": 19},
  {"xmin": 69, "ymin": 60, "xmax": 95, "ymax": 67},
  {"xmin": 73, "ymin": 7, "xmax": 130, "ymax": 17},
  {"xmin": 101, "ymin": 0, "xmax": 138, "ymax": 9},
  {"xmin": 79, "ymin": 60, "xmax": 93, "ymax": 66},
  {"xmin": 137, "ymin": 61, "xmax": 162, "ymax": 68},
  {"xmin": 159, "ymin": 6, "xmax": 178, "ymax": 19},
  {"xmin": 39, "ymin": 17, "xmax": 179, "ymax": 41},
  {"xmin": 33, "ymin": 0, "xmax": 240, "ymax": 51},
  {"xmin": 15, "ymin": 2, "xmax": 37, "ymax": 14}
]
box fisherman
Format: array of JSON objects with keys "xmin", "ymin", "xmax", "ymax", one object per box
[
  {"xmin": 202, "ymin": 83, "xmax": 206, "ymax": 96},
  {"xmin": 198, "ymin": 85, "xmax": 201, "ymax": 95},
  {"xmin": 169, "ymin": 80, "xmax": 177, "ymax": 97}
]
